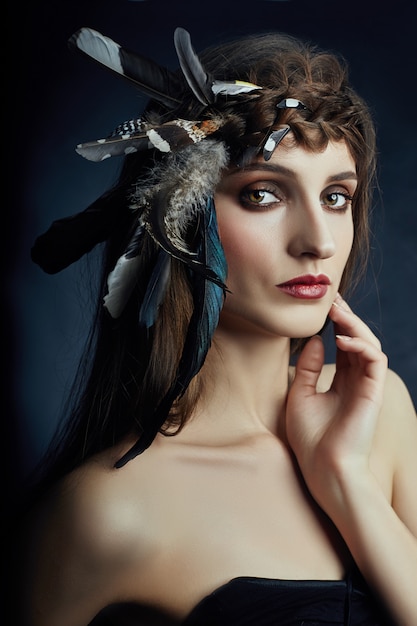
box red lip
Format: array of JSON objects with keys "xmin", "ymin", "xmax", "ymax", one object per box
[
  {"xmin": 278, "ymin": 274, "xmax": 331, "ymax": 286},
  {"xmin": 277, "ymin": 274, "xmax": 331, "ymax": 299}
]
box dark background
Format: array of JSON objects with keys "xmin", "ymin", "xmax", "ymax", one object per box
[{"xmin": 7, "ymin": 0, "xmax": 417, "ymax": 488}]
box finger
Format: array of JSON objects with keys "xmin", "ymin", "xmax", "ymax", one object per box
[
  {"xmin": 333, "ymin": 292, "xmax": 354, "ymax": 312},
  {"xmin": 335, "ymin": 334, "xmax": 388, "ymax": 389},
  {"xmin": 329, "ymin": 293, "xmax": 381, "ymax": 349},
  {"xmin": 292, "ymin": 335, "xmax": 325, "ymax": 398}
]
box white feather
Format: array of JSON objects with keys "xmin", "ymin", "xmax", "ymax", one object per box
[{"xmin": 103, "ymin": 253, "xmax": 141, "ymax": 318}]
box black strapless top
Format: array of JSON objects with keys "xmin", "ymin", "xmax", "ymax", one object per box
[
  {"xmin": 89, "ymin": 572, "xmax": 395, "ymax": 626},
  {"xmin": 183, "ymin": 574, "xmax": 393, "ymax": 625}
]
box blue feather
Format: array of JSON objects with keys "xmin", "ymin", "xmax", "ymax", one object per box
[
  {"xmin": 139, "ymin": 249, "xmax": 171, "ymax": 329},
  {"xmin": 115, "ymin": 197, "xmax": 227, "ymax": 466},
  {"xmin": 188, "ymin": 196, "xmax": 227, "ymax": 374},
  {"xmin": 158, "ymin": 195, "xmax": 227, "ymax": 393}
]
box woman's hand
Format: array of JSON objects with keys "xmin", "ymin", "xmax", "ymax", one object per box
[
  {"xmin": 285, "ymin": 293, "xmax": 388, "ymax": 513},
  {"xmin": 286, "ymin": 294, "xmax": 417, "ymax": 625}
]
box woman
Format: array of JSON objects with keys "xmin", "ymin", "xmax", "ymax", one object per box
[{"xmin": 21, "ymin": 26, "xmax": 416, "ymax": 625}]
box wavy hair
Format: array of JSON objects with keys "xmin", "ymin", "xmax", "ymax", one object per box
[{"xmin": 30, "ymin": 31, "xmax": 377, "ymax": 490}]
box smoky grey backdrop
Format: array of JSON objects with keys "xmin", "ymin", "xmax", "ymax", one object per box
[{"xmin": 7, "ymin": 0, "xmax": 417, "ymax": 489}]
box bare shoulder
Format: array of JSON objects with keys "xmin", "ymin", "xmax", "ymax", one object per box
[
  {"xmin": 381, "ymin": 367, "xmax": 416, "ymax": 421},
  {"xmin": 27, "ymin": 441, "xmax": 161, "ymax": 626},
  {"xmin": 379, "ymin": 369, "xmax": 417, "ymax": 535},
  {"xmin": 56, "ymin": 451, "xmax": 150, "ymax": 558},
  {"xmin": 372, "ymin": 368, "xmax": 417, "ymax": 462}
]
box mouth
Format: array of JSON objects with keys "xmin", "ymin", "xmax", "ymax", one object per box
[{"xmin": 276, "ymin": 274, "xmax": 331, "ymax": 300}]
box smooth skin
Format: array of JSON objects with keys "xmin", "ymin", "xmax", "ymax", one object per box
[{"xmin": 26, "ymin": 139, "xmax": 417, "ymax": 626}]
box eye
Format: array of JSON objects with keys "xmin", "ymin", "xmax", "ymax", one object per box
[
  {"xmin": 322, "ymin": 190, "xmax": 353, "ymax": 211},
  {"xmin": 240, "ymin": 186, "xmax": 282, "ymax": 209}
]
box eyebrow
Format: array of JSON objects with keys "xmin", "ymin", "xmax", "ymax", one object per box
[{"xmin": 228, "ymin": 162, "xmax": 358, "ymax": 183}]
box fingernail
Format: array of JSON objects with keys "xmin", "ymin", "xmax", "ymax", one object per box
[
  {"xmin": 336, "ymin": 334, "xmax": 353, "ymax": 341},
  {"xmin": 332, "ymin": 293, "xmax": 348, "ymax": 311}
]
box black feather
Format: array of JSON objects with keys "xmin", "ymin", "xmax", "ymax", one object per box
[
  {"xmin": 173, "ymin": 27, "xmax": 214, "ymax": 106},
  {"xmin": 69, "ymin": 27, "xmax": 182, "ymax": 110},
  {"xmin": 31, "ymin": 186, "xmax": 129, "ymax": 274}
]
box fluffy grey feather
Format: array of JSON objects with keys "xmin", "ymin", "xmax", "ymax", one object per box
[{"xmin": 130, "ymin": 140, "xmax": 229, "ymax": 254}]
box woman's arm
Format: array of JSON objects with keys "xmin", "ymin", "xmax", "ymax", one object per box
[{"xmin": 286, "ymin": 294, "xmax": 417, "ymax": 626}]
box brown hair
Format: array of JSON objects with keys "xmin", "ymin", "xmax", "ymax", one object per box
[
  {"xmin": 33, "ymin": 31, "xmax": 377, "ymax": 484},
  {"xmin": 164, "ymin": 32, "xmax": 377, "ymax": 429},
  {"xmin": 200, "ymin": 33, "xmax": 376, "ymax": 294}
]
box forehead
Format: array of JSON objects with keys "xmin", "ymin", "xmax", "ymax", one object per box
[
  {"xmin": 270, "ymin": 136, "xmax": 355, "ymax": 167},
  {"xmin": 226, "ymin": 138, "xmax": 357, "ymax": 182}
]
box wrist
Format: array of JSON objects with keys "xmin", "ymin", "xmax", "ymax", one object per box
[
  {"xmin": 306, "ymin": 455, "xmax": 379, "ymax": 521},
  {"xmin": 317, "ymin": 462, "xmax": 383, "ymax": 525}
]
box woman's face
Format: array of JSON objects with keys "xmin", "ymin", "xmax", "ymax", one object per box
[{"xmin": 214, "ymin": 138, "xmax": 357, "ymax": 339}]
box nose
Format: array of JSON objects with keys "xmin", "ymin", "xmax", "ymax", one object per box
[{"xmin": 287, "ymin": 197, "xmax": 337, "ymax": 259}]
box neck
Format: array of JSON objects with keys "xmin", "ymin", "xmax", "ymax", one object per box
[{"xmin": 186, "ymin": 325, "xmax": 293, "ymax": 443}]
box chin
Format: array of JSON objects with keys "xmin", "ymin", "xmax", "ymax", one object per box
[
  {"xmin": 286, "ymin": 323, "xmax": 328, "ymax": 340},
  {"xmin": 290, "ymin": 319, "xmax": 329, "ymax": 338},
  {"xmin": 277, "ymin": 306, "xmax": 331, "ymax": 338},
  {"xmin": 219, "ymin": 303, "xmax": 330, "ymax": 339}
]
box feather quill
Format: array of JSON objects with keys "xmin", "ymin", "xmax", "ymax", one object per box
[
  {"xmin": 69, "ymin": 27, "xmax": 182, "ymax": 109},
  {"xmin": 115, "ymin": 197, "xmax": 227, "ymax": 465}
]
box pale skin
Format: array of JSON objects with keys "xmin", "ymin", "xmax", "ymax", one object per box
[{"xmin": 26, "ymin": 138, "xmax": 417, "ymax": 626}]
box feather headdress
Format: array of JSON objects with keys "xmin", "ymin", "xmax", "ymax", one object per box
[
  {"xmin": 104, "ymin": 140, "xmax": 229, "ymax": 320},
  {"xmin": 31, "ymin": 26, "xmax": 305, "ymax": 462}
]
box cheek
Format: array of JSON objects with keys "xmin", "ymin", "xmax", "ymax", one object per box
[
  {"xmin": 337, "ymin": 219, "xmax": 354, "ymax": 265},
  {"xmin": 215, "ymin": 194, "xmax": 276, "ymax": 270},
  {"xmin": 218, "ymin": 217, "xmax": 269, "ymax": 273}
]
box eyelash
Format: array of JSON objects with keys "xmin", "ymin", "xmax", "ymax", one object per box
[
  {"xmin": 239, "ymin": 186, "xmax": 354, "ymax": 212},
  {"xmin": 240, "ymin": 186, "xmax": 283, "ymax": 210},
  {"xmin": 322, "ymin": 191, "xmax": 354, "ymax": 213}
]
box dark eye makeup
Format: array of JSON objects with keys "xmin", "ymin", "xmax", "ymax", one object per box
[{"xmin": 240, "ymin": 184, "xmax": 284, "ymax": 210}]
